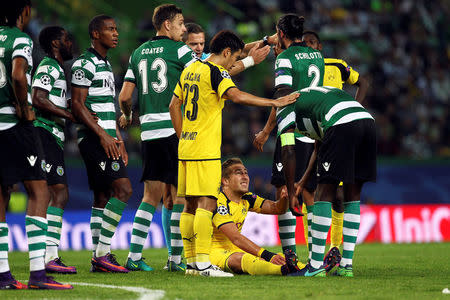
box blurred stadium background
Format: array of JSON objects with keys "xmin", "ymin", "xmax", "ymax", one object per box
[{"xmin": 7, "ymin": 0, "xmax": 450, "ymax": 250}]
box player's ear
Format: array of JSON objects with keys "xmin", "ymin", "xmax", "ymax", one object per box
[
  {"xmin": 92, "ymin": 30, "xmax": 100, "ymax": 40},
  {"xmin": 51, "ymin": 39, "xmax": 60, "ymax": 50},
  {"xmin": 223, "ymin": 47, "xmax": 231, "ymax": 58},
  {"xmin": 318, "ymin": 43, "xmax": 322, "ymax": 51},
  {"xmin": 163, "ymin": 19, "xmax": 171, "ymax": 32}
]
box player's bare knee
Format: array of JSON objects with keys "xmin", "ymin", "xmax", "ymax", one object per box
[{"xmin": 227, "ymin": 253, "xmax": 244, "ymax": 273}]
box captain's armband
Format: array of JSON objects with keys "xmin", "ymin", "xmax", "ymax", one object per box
[{"xmin": 280, "ymin": 132, "xmax": 295, "ymax": 146}]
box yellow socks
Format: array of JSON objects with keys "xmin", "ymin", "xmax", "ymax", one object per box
[
  {"xmin": 180, "ymin": 212, "xmax": 196, "ymax": 265},
  {"xmin": 240, "ymin": 253, "xmax": 282, "ymax": 275},
  {"xmin": 330, "ymin": 209, "xmax": 344, "ymax": 249},
  {"xmin": 194, "ymin": 208, "xmax": 213, "ymax": 268}
]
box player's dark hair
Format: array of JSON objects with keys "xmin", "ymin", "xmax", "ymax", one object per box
[
  {"xmin": 277, "ymin": 14, "xmax": 305, "ymax": 41},
  {"xmin": 183, "ymin": 23, "xmax": 204, "ymax": 42},
  {"xmin": 209, "ymin": 30, "xmax": 244, "ymax": 55},
  {"xmin": 39, "ymin": 26, "xmax": 65, "ymax": 56},
  {"xmin": 88, "ymin": 15, "xmax": 113, "ymax": 39},
  {"xmin": 1, "ymin": 0, "xmax": 31, "ymax": 27},
  {"xmin": 302, "ymin": 30, "xmax": 321, "ymax": 43},
  {"xmin": 222, "ymin": 157, "xmax": 244, "ymax": 179},
  {"xmin": 152, "ymin": 4, "xmax": 183, "ymax": 31}
]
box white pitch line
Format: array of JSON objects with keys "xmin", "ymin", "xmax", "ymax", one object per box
[{"xmin": 68, "ymin": 282, "xmax": 165, "ymax": 300}]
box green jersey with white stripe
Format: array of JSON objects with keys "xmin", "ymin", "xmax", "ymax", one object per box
[
  {"xmin": 71, "ymin": 48, "xmax": 116, "ymax": 140},
  {"xmin": 276, "ymin": 86, "xmax": 374, "ymax": 141},
  {"xmin": 124, "ymin": 36, "xmax": 195, "ymax": 141},
  {"xmin": 0, "ymin": 26, "xmax": 33, "ymax": 131},
  {"xmin": 274, "ymin": 42, "xmax": 324, "ymax": 138},
  {"xmin": 32, "ymin": 57, "xmax": 67, "ymax": 149}
]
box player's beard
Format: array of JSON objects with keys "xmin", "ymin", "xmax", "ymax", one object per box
[{"xmin": 60, "ymin": 45, "xmax": 73, "ymax": 61}]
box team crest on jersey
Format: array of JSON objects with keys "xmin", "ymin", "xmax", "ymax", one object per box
[
  {"xmin": 111, "ymin": 162, "xmax": 120, "ymax": 171},
  {"xmin": 74, "ymin": 69, "xmax": 85, "ymax": 81},
  {"xmin": 56, "ymin": 166, "xmax": 64, "ymax": 176},
  {"xmin": 217, "ymin": 205, "xmax": 229, "ymax": 216},
  {"xmin": 40, "ymin": 160, "xmax": 46, "ymax": 172},
  {"xmin": 81, "ymin": 59, "xmax": 88, "ymax": 67},
  {"xmin": 221, "ymin": 70, "xmax": 230, "ymax": 79},
  {"xmin": 23, "ymin": 46, "xmax": 32, "ymax": 58},
  {"xmin": 40, "ymin": 75, "xmax": 51, "ymax": 85}
]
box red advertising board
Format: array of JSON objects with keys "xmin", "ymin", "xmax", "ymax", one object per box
[{"xmin": 283, "ymin": 204, "xmax": 450, "ymax": 244}]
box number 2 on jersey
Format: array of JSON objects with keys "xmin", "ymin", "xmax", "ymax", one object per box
[
  {"xmin": 183, "ymin": 83, "xmax": 199, "ymax": 121},
  {"xmin": 308, "ymin": 64, "xmax": 320, "ymax": 87}
]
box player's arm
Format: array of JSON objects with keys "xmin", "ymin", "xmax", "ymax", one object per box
[
  {"xmin": 253, "ymin": 86, "xmax": 295, "ymax": 151},
  {"xmin": 354, "ymin": 75, "xmax": 369, "ymax": 104},
  {"xmin": 219, "ymin": 223, "xmax": 285, "ymax": 265},
  {"xmin": 11, "ymin": 57, "xmax": 33, "ymax": 121},
  {"xmin": 118, "ymin": 81, "xmax": 135, "ymax": 128},
  {"xmin": 116, "ymin": 124, "xmax": 128, "ymax": 166},
  {"xmin": 295, "ymin": 142, "xmax": 319, "ymax": 196},
  {"xmin": 229, "ymin": 45, "xmax": 270, "ymax": 77},
  {"xmin": 169, "ymin": 94, "xmax": 183, "ymax": 139},
  {"xmin": 240, "ymin": 33, "xmax": 277, "ymax": 57},
  {"xmin": 259, "ymin": 188, "xmax": 289, "ymax": 215},
  {"xmin": 32, "ymin": 88, "xmax": 75, "ymax": 122},
  {"xmin": 225, "ymin": 87, "xmax": 298, "ymax": 108},
  {"xmin": 71, "ymin": 86, "xmax": 121, "ymax": 160},
  {"xmin": 280, "ymin": 128, "xmax": 303, "ymax": 216}
]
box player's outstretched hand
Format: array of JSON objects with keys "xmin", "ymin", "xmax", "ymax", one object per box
[
  {"xmin": 119, "ymin": 114, "xmax": 132, "ymax": 128},
  {"xmin": 270, "ymin": 254, "xmax": 286, "ymax": 266},
  {"xmin": 289, "ymin": 195, "xmax": 303, "ymax": 217},
  {"xmin": 253, "ymin": 130, "xmax": 269, "ymax": 152},
  {"xmin": 273, "ymin": 93, "xmax": 299, "ymax": 107},
  {"xmin": 100, "ymin": 133, "xmax": 122, "ymax": 160},
  {"xmin": 249, "ymin": 44, "xmax": 270, "ymax": 65}
]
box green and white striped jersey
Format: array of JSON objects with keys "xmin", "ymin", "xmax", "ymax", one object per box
[
  {"xmin": 124, "ymin": 36, "xmax": 196, "ymax": 141},
  {"xmin": 32, "ymin": 56, "xmax": 67, "ymax": 149},
  {"xmin": 0, "ymin": 26, "xmax": 33, "ymax": 131},
  {"xmin": 274, "ymin": 42, "xmax": 324, "ymax": 140},
  {"xmin": 276, "ymin": 86, "xmax": 374, "ymax": 141},
  {"xmin": 71, "ymin": 48, "xmax": 116, "ymax": 140}
]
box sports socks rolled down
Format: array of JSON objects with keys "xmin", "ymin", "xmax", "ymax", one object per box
[
  {"xmin": 162, "ymin": 206, "xmax": 172, "ymax": 256},
  {"xmin": 128, "ymin": 201, "xmax": 155, "ymax": 261},
  {"xmin": 310, "ymin": 201, "xmax": 332, "ymax": 269},
  {"xmin": 170, "ymin": 204, "xmax": 184, "ymax": 264},
  {"xmin": 45, "ymin": 206, "xmax": 64, "ymax": 263},
  {"xmin": 96, "ymin": 197, "xmax": 126, "ymax": 258},
  {"xmin": 193, "ymin": 208, "xmax": 213, "ymax": 269},
  {"xmin": 26, "ymin": 215, "xmax": 48, "ymax": 272},
  {"xmin": 180, "ymin": 212, "xmax": 196, "ymax": 267},
  {"xmin": 277, "ymin": 210, "xmax": 297, "ymax": 254},
  {"xmin": 239, "ymin": 253, "xmax": 282, "ymax": 275},
  {"xmin": 341, "ymin": 201, "xmax": 360, "ymax": 267},
  {"xmin": 0, "ymin": 223, "xmax": 10, "ymax": 273}
]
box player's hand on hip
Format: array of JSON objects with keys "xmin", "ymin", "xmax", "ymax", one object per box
[
  {"xmin": 270, "ymin": 254, "xmax": 286, "ymax": 265},
  {"xmin": 253, "ymin": 130, "xmax": 269, "ymax": 152},
  {"xmin": 273, "ymin": 93, "xmax": 299, "ymax": 107},
  {"xmin": 249, "ymin": 45, "xmax": 271, "ymax": 65},
  {"xmin": 100, "ymin": 133, "xmax": 122, "ymax": 160},
  {"xmin": 289, "ymin": 195, "xmax": 303, "ymax": 217}
]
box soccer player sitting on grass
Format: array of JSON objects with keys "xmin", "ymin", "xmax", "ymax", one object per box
[{"xmin": 209, "ymin": 158, "xmax": 303, "ymax": 276}]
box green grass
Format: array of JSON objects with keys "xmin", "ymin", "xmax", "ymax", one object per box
[{"xmin": 4, "ymin": 243, "xmax": 450, "ymax": 299}]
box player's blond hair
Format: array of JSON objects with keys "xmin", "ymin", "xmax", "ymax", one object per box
[{"xmin": 222, "ymin": 157, "xmax": 244, "ymax": 179}]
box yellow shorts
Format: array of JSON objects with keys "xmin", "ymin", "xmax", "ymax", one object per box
[
  {"xmin": 210, "ymin": 248, "xmax": 244, "ymax": 272},
  {"xmin": 177, "ymin": 160, "xmax": 221, "ymax": 198}
]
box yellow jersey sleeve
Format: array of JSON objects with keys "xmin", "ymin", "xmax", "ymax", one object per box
[
  {"xmin": 345, "ymin": 63, "xmax": 360, "ymax": 85},
  {"xmin": 211, "ymin": 65, "xmax": 236, "ymax": 99},
  {"xmin": 173, "ymin": 80, "xmax": 183, "ymax": 99},
  {"xmin": 241, "ymin": 192, "xmax": 265, "ymax": 213},
  {"xmin": 212, "ymin": 196, "xmax": 234, "ymax": 229}
]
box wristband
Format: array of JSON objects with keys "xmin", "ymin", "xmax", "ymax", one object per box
[
  {"xmin": 122, "ymin": 110, "xmax": 132, "ymax": 121},
  {"xmin": 258, "ymin": 248, "xmax": 276, "ymax": 262},
  {"xmin": 241, "ymin": 56, "xmax": 255, "ymax": 69},
  {"xmin": 263, "ymin": 35, "xmax": 270, "ymax": 46}
]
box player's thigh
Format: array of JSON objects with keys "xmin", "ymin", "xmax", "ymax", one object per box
[
  {"xmin": 185, "ymin": 160, "xmax": 221, "ymax": 199},
  {"xmin": 354, "ymin": 119, "xmax": 377, "ymax": 183},
  {"xmin": 210, "ymin": 248, "xmax": 243, "ymax": 273},
  {"xmin": 177, "ymin": 161, "xmax": 187, "ymax": 197},
  {"xmin": 141, "ymin": 135, "xmax": 178, "ymax": 185},
  {"xmin": 37, "ymin": 127, "xmax": 67, "ymax": 186}
]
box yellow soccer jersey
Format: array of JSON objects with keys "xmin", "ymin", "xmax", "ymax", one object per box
[
  {"xmin": 173, "ymin": 60, "xmax": 236, "ymax": 160},
  {"xmin": 211, "ymin": 192, "xmax": 265, "ymax": 251},
  {"xmin": 323, "ymin": 58, "xmax": 359, "ymax": 89}
]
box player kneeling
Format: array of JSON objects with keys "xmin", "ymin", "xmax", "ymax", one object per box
[{"xmin": 204, "ymin": 158, "xmax": 302, "ymax": 276}]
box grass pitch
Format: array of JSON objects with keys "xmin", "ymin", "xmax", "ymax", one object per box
[{"xmin": 3, "ymin": 243, "xmax": 450, "ymax": 299}]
